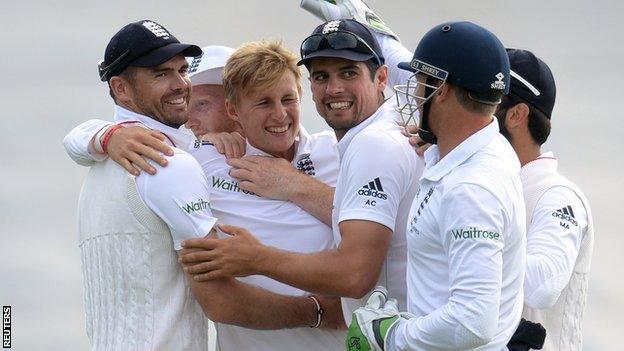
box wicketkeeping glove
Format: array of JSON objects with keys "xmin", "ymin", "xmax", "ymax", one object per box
[
  {"xmin": 346, "ymin": 286, "xmax": 407, "ymax": 351},
  {"xmin": 300, "ymin": 0, "xmax": 399, "ymax": 41}
]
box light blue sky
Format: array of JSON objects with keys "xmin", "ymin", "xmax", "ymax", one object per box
[{"xmin": 0, "ymin": 0, "xmax": 621, "ymax": 349}]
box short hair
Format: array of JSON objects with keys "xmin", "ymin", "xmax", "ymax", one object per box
[
  {"xmin": 223, "ymin": 40, "xmax": 302, "ymax": 103},
  {"xmin": 498, "ymin": 94, "xmax": 552, "ymax": 145},
  {"xmin": 108, "ymin": 68, "xmax": 136, "ymax": 103},
  {"xmin": 363, "ymin": 60, "xmax": 381, "ymax": 81},
  {"xmin": 453, "ymin": 85, "xmax": 499, "ymax": 115}
]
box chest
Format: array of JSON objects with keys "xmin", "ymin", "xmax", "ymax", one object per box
[{"xmin": 407, "ymin": 182, "xmax": 444, "ymax": 254}]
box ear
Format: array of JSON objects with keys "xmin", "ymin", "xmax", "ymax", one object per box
[
  {"xmin": 225, "ymin": 99, "xmax": 239, "ymax": 121},
  {"xmin": 109, "ymin": 76, "xmax": 132, "ymax": 102},
  {"xmin": 505, "ymin": 102, "xmax": 530, "ymax": 130},
  {"xmin": 375, "ymin": 65, "xmax": 388, "ymax": 92},
  {"xmin": 434, "ymin": 83, "xmax": 451, "ymax": 103}
]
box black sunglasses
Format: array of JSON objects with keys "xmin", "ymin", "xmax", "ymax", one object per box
[
  {"xmin": 98, "ymin": 50, "xmax": 130, "ymax": 81},
  {"xmin": 300, "ymin": 30, "xmax": 382, "ymax": 66}
]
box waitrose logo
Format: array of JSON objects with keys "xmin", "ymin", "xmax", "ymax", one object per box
[
  {"xmin": 182, "ymin": 199, "xmax": 210, "ymax": 214},
  {"xmin": 451, "ymin": 227, "xmax": 500, "ymax": 241},
  {"xmin": 212, "ymin": 176, "xmax": 257, "ymax": 196}
]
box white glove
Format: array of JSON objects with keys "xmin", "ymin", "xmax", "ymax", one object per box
[
  {"xmin": 347, "ymin": 286, "xmax": 408, "ymax": 351},
  {"xmin": 300, "ymin": 0, "xmax": 399, "ymax": 41}
]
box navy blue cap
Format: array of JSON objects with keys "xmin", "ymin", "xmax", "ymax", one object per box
[
  {"xmin": 99, "ymin": 20, "xmax": 202, "ymax": 81},
  {"xmin": 507, "ymin": 48, "xmax": 556, "ymax": 119},
  {"xmin": 399, "ymin": 21, "xmax": 510, "ymax": 104},
  {"xmin": 298, "ymin": 19, "xmax": 384, "ymax": 66}
]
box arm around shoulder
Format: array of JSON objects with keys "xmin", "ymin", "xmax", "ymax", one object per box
[
  {"xmin": 136, "ymin": 150, "xmax": 216, "ymax": 249},
  {"xmin": 63, "ymin": 119, "xmax": 112, "ymax": 166}
]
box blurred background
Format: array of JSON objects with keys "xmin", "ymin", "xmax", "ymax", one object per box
[{"xmin": 0, "ymin": 0, "xmax": 621, "ymax": 349}]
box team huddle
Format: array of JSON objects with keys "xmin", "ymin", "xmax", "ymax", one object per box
[{"xmin": 63, "ymin": 1, "xmax": 594, "ymax": 350}]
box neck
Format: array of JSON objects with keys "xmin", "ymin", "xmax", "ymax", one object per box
[
  {"xmin": 512, "ymin": 137, "xmax": 541, "ymax": 166},
  {"xmin": 250, "ymin": 142, "xmax": 296, "ymax": 162},
  {"xmin": 334, "ymin": 95, "xmax": 385, "ymax": 142},
  {"xmin": 437, "ymin": 114, "xmax": 493, "ymax": 159},
  {"xmin": 115, "ymin": 102, "xmax": 182, "ymax": 129},
  {"xmin": 334, "ymin": 129, "xmax": 347, "ymax": 141},
  {"xmin": 117, "ymin": 101, "xmax": 142, "ymax": 115}
]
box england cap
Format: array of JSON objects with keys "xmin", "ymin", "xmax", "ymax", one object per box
[
  {"xmin": 298, "ymin": 19, "xmax": 384, "ymax": 66},
  {"xmin": 99, "ymin": 20, "xmax": 202, "ymax": 81},
  {"xmin": 507, "ymin": 48, "xmax": 556, "ymax": 118},
  {"xmin": 187, "ymin": 45, "xmax": 235, "ymax": 86}
]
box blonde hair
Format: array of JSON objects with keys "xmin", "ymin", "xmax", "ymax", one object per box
[{"xmin": 223, "ymin": 40, "xmax": 302, "ymax": 103}]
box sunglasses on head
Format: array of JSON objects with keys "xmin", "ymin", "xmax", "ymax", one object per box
[{"xmin": 300, "ymin": 30, "xmax": 382, "ymax": 66}]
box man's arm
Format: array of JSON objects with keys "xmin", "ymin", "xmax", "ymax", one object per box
[
  {"xmin": 62, "ymin": 119, "xmax": 172, "ymax": 174},
  {"xmin": 228, "ymin": 156, "xmax": 334, "ymax": 226},
  {"xmin": 184, "ymin": 272, "xmax": 344, "ymax": 329},
  {"xmin": 524, "ymin": 186, "xmax": 587, "ymax": 309},
  {"xmin": 182, "ymin": 222, "xmax": 391, "ymax": 298},
  {"xmin": 63, "ymin": 119, "xmax": 112, "ymax": 166}
]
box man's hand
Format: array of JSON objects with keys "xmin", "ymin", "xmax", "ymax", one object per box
[
  {"xmin": 106, "ymin": 126, "xmax": 173, "ymax": 175},
  {"xmin": 179, "ymin": 224, "xmax": 266, "ymax": 281},
  {"xmin": 228, "ymin": 155, "xmax": 305, "ymax": 201},
  {"xmin": 401, "ymin": 124, "xmax": 431, "ymax": 157},
  {"xmin": 201, "ymin": 132, "xmax": 246, "ymax": 160},
  {"xmin": 346, "ymin": 286, "xmax": 405, "ymax": 351}
]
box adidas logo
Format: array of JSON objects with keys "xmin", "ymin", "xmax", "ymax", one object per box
[
  {"xmin": 552, "ymin": 205, "xmax": 578, "ymax": 226},
  {"xmin": 358, "ymin": 177, "xmax": 387, "ymax": 200}
]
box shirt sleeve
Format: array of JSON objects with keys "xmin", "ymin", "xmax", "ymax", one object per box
[
  {"xmin": 337, "ymin": 131, "xmax": 410, "ymax": 231},
  {"xmin": 392, "ymin": 184, "xmax": 506, "ymax": 350},
  {"xmin": 524, "ymin": 186, "xmax": 588, "ymax": 309},
  {"xmin": 136, "ymin": 149, "xmax": 218, "ymax": 250},
  {"xmin": 62, "ymin": 119, "xmax": 112, "ymax": 166},
  {"xmin": 373, "ymin": 33, "xmax": 414, "ymax": 94}
]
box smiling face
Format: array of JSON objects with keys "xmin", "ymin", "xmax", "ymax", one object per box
[
  {"xmin": 119, "ymin": 55, "xmax": 192, "ymax": 128},
  {"xmin": 308, "ymin": 57, "xmax": 387, "ymax": 139},
  {"xmin": 226, "ymin": 70, "xmax": 301, "ymax": 160},
  {"xmin": 185, "ymin": 84, "xmax": 241, "ymax": 136}
]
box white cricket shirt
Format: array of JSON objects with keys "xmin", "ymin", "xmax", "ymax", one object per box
[
  {"xmin": 111, "ymin": 106, "xmax": 217, "ymax": 249},
  {"xmin": 521, "ymin": 153, "xmax": 593, "ymax": 351},
  {"xmin": 193, "ymin": 125, "xmax": 345, "ymax": 351},
  {"xmin": 332, "ymin": 98, "xmax": 422, "ymax": 325},
  {"xmin": 390, "ymin": 120, "xmax": 526, "ymax": 350}
]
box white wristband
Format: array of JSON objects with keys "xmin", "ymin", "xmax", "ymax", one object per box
[
  {"xmin": 93, "ymin": 124, "xmax": 113, "ymax": 154},
  {"xmin": 308, "ymin": 295, "xmax": 324, "ymax": 328}
]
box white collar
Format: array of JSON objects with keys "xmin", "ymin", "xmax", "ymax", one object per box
[
  {"xmin": 244, "ymin": 124, "xmax": 312, "ymax": 166},
  {"xmin": 113, "ymin": 105, "xmax": 195, "ymax": 150},
  {"xmin": 422, "ymin": 118, "xmax": 500, "ymax": 182},
  {"xmin": 336, "ymin": 98, "xmax": 399, "ymax": 158},
  {"xmin": 521, "ymin": 151, "xmax": 558, "ymax": 173}
]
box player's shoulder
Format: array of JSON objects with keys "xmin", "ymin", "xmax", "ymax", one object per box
[
  {"xmin": 308, "ymin": 129, "xmax": 338, "ymax": 147},
  {"xmin": 135, "ymin": 146, "xmax": 206, "ymax": 193},
  {"xmin": 188, "ymin": 140, "xmax": 226, "ymax": 166},
  {"xmin": 351, "ymin": 119, "xmax": 413, "ymax": 159},
  {"xmin": 540, "ymin": 184, "xmax": 588, "ymax": 213}
]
